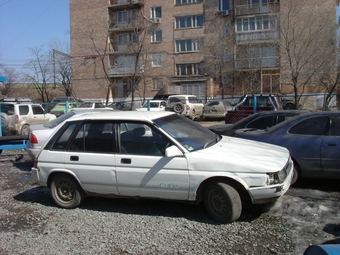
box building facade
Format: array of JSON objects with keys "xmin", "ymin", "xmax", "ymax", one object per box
[{"xmin": 70, "ymin": 0, "xmax": 338, "ymax": 102}]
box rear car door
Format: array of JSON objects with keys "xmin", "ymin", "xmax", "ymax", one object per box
[
  {"xmin": 57, "ymin": 121, "xmax": 118, "ymax": 194},
  {"xmin": 116, "ymin": 122, "xmax": 189, "ymax": 200}
]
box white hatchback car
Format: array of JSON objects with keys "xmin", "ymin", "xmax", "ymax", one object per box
[{"xmin": 31, "ymin": 111, "xmax": 293, "ymax": 223}]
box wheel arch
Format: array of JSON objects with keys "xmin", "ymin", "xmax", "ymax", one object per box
[
  {"xmin": 195, "ymin": 176, "xmax": 251, "ymax": 205},
  {"xmin": 47, "ymin": 170, "xmax": 84, "ymax": 192}
]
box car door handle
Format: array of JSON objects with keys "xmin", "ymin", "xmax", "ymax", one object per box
[
  {"xmin": 121, "ymin": 158, "xmax": 131, "ymax": 164},
  {"xmin": 70, "ymin": 156, "xmax": 79, "ymax": 161},
  {"xmin": 325, "ymin": 143, "xmax": 337, "ymax": 147}
]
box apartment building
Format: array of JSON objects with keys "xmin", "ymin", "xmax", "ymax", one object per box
[{"xmin": 70, "ymin": 0, "xmax": 338, "ymax": 102}]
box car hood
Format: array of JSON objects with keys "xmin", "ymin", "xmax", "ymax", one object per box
[
  {"xmin": 208, "ymin": 124, "xmax": 233, "ymax": 133},
  {"xmin": 186, "ymin": 136, "xmax": 289, "ymax": 174}
]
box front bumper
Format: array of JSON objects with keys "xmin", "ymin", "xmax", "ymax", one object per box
[{"xmin": 248, "ymin": 158, "xmax": 294, "ymax": 204}]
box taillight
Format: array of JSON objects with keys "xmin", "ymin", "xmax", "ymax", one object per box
[
  {"xmin": 186, "ymin": 105, "xmax": 190, "ymax": 110},
  {"xmin": 15, "ymin": 114, "xmax": 19, "ymax": 124},
  {"xmin": 30, "ymin": 134, "xmax": 38, "ymax": 144},
  {"xmin": 33, "ymin": 160, "xmax": 38, "ymax": 168}
]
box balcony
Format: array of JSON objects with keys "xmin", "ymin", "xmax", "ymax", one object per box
[
  {"xmin": 236, "ymin": 30, "xmax": 280, "ymax": 43},
  {"xmin": 235, "ymin": 2, "xmax": 279, "ymax": 16},
  {"xmin": 107, "ymin": 0, "xmax": 144, "ymax": 11},
  {"xmin": 109, "ymin": 66, "xmax": 144, "ymax": 77},
  {"xmin": 235, "ymin": 56, "xmax": 280, "ymax": 69}
]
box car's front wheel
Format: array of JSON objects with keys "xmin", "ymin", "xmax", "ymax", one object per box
[
  {"xmin": 51, "ymin": 174, "xmax": 85, "ymax": 209},
  {"xmin": 204, "ymin": 182, "xmax": 242, "ymax": 223}
]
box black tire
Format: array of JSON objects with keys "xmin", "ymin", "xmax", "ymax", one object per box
[
  {"xmin": 21, "ymin": 124, "xmax": 30, "ymax": 136},
  {"xmin": 291, "ymin": 167, "xmax": 298, "ymax": 185},
  {"xmin": 204, "ymin": 182, "xmax": 242, "ymax": 223},
  {"xmin": 173, "ymin": 102, "xmax": 184, "ymax": 113},
  {"xmin": 51, "ymin": 174, "xmax": 85, "ymax": 209},
  {"xmin": 1, "ymin": 112, "xmax": 11, "ymax": 130},
  {"xmin": 191, "ymin": 110, "xmax": 196, "ymax": 121}
]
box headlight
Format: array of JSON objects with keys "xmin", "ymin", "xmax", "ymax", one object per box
[{"xmin": 266, "ymin": 160, "xmax": 289, "ymax": 185}]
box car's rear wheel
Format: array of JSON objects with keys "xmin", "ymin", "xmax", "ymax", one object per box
[
  {"xmin": 51, "ymin": 174, "xmax": 85, "ymax": 209},
  {"xmin": 1, "ymin": 113, "xmax": 11, "ymax": 130},
  {"xmin": 21, "ymin": 124, "xmax": 30, "ymax": 136},
  {"xmin": 204, "ymin": 182, "xmax": 242, "ymax": 223}
]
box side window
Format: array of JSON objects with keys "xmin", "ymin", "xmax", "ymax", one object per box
[
  {"xmin": 69, "ymin": 122, "xmax": 115, "ymax": 153},
  {"xmin": 32, "ymin": 105, "xmax": 44, "ymax": 114},
  {"xmin": 19, "ymin": 105, "xmax": 29, "ymax": 115},
  {"xmin": 289, "ymin": 117, "xmax": 328, "ymax": 135},
  {"xmin": 246, "ymin": 116, "xmax": 274, "ymax": 129},
  {"xmin": 51, "ymin": 123, "xmax": 79, "ymax": 151},
  {"xmin": 119, "ymin": 123, "xmax": 170, "ymax": 155},
  {"xmin": 330, "ymin": 116, "xmax": 340, "ymax": 136}
]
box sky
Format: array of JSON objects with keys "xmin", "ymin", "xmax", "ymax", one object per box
[{"xmin": 0, "ymin": 0, "xmax": 70, "ymax": 74}]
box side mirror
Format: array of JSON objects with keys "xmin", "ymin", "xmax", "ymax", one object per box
[{"xmin": 165, "ymin": 145, "xmax": 183, "ymax": 158}]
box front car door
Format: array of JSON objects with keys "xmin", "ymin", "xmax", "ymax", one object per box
[
  {"xmin": 116, "ymin": 122, "xmax": 189, "ymax": 200},
  {"xmin": 321, "ymin": 114, "xmax": 340, "ymax": 173}
]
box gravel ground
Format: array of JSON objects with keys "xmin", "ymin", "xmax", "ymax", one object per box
[{"xmin": 1, "ymin": 149, "xmax": 340, "ymax": 255}]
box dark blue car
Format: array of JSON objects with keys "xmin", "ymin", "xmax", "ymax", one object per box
[{"xmin": 235, "ymin": 111, "xmax": 340, "ymax": 183}]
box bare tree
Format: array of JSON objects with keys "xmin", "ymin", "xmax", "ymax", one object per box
[
  {"xmin": 203, "ymin": 10, "xmax": 234, "ymax": 99},
  {"xmin": 23, "ymin": 47, "xmax": 52, "ymax": 102},
  {"xmin": 279, "ymin": 0, "xmax": 336, "ymax": 109},
  {"xmin": 0, "ymin": 65, "xmax": 20, "ymax": 96}
]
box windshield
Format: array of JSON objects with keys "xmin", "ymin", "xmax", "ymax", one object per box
[
  {"xmin": 154, "ymin": 114, "xmax": 219, "ymax": 151},
  {"xmin": 44, "ymin": 111, "xmax": 76, "ymax": 128}
]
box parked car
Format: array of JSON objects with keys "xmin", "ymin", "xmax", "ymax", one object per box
[
  {"xmin": 50, "ymin": 97, "xmax": 77, "ymax": 103},
  {"xmin": 27, "ymin": 110, "xmax": 112, "ymax": 159},
  {"xmin": 136, "ymin": 100, "xmax": 166, "ymax": 111},
  {"xmin": 165, "ymin": 95, "xmax": 204, "ymax": 120},
  {"xmin": 235, "ymin": 111, "xmax": 340, "ymax": 183},
  {"xmin": 31, "ymin": 111, "xmax": 293, "ymax": 223},
  {"xmin": 203, "ymin": 100, "xmax": 234, "ymax": 120},
  {"xmin": 209, "ymin": 110, "xmax": 309, "ymax": 136},
  {"xmin": 226, "ymin": 94, "xmax": 283, "ymax": 124},
  {"xmin": 50, "ymin": 102, "xmax": 80, "ymax": 117},
  {"xmin": 73, "ymin": 101, "xmax": 107, "ymax": 110},
  {"xmin": 0, "ymin": 102, "xmax": 56, "ymax": 135},
  {"xmin": 107, "ymin": 102, "xmax": 138, "ymax": 111}
]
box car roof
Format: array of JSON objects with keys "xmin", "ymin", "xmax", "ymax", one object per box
[{"xmin": 63, "ymin": 110, "xmax": 175, "ymax": 123}]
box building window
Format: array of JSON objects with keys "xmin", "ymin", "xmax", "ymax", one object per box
[
  {"xmin": 152, "ymin": 78, "xmax": 164, "ymax": 89},
  {"xmin": 176, "ymin": 15, "xmax": 204, "ymax": 29},
  {"xmin": 125, "ymin": 79, "xmax": 138, "ymax": 91},
  {"xmin": 176, "ymin": 63, "xmax": 204, "ymax": 76},
  {"xmin": 151, "ymin": 6, "xmax": 162, "ymax": 19},
  {"xmin": 218, "ymin": 0, "xmax": 230, "ymax": 11},
  {"xmin": 176, "ymin": 39, "xmax": 203, "ymax": 53},
  {"xmin": 151, "ymin": 54, "xmax": 163, "ymax": 67},
  {"xmin": 236, "ymin": 15, "xmax": 276, "ymax": 32},
  {"xmin": 117, "ymin": 10, "xmax": 138, "ymax": 23},
  {"xmin": 176, "ymin": 0, "xmax": 203, "ymax": 4},
  {"xmin": 118, "ymin": 33, "xmax": 138, "ymax": 45},
  {"xmin": 151, "ymin": 30, "xmax": 162, "ymax": 42}
]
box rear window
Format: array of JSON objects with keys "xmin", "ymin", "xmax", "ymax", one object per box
[
  {"xmin": 0, "ymin": 104, "xmax": 14, "ymax": 115},
  {"xmin": 44, "ymin": 111, "xmax": 76, "ymax": 128}
]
